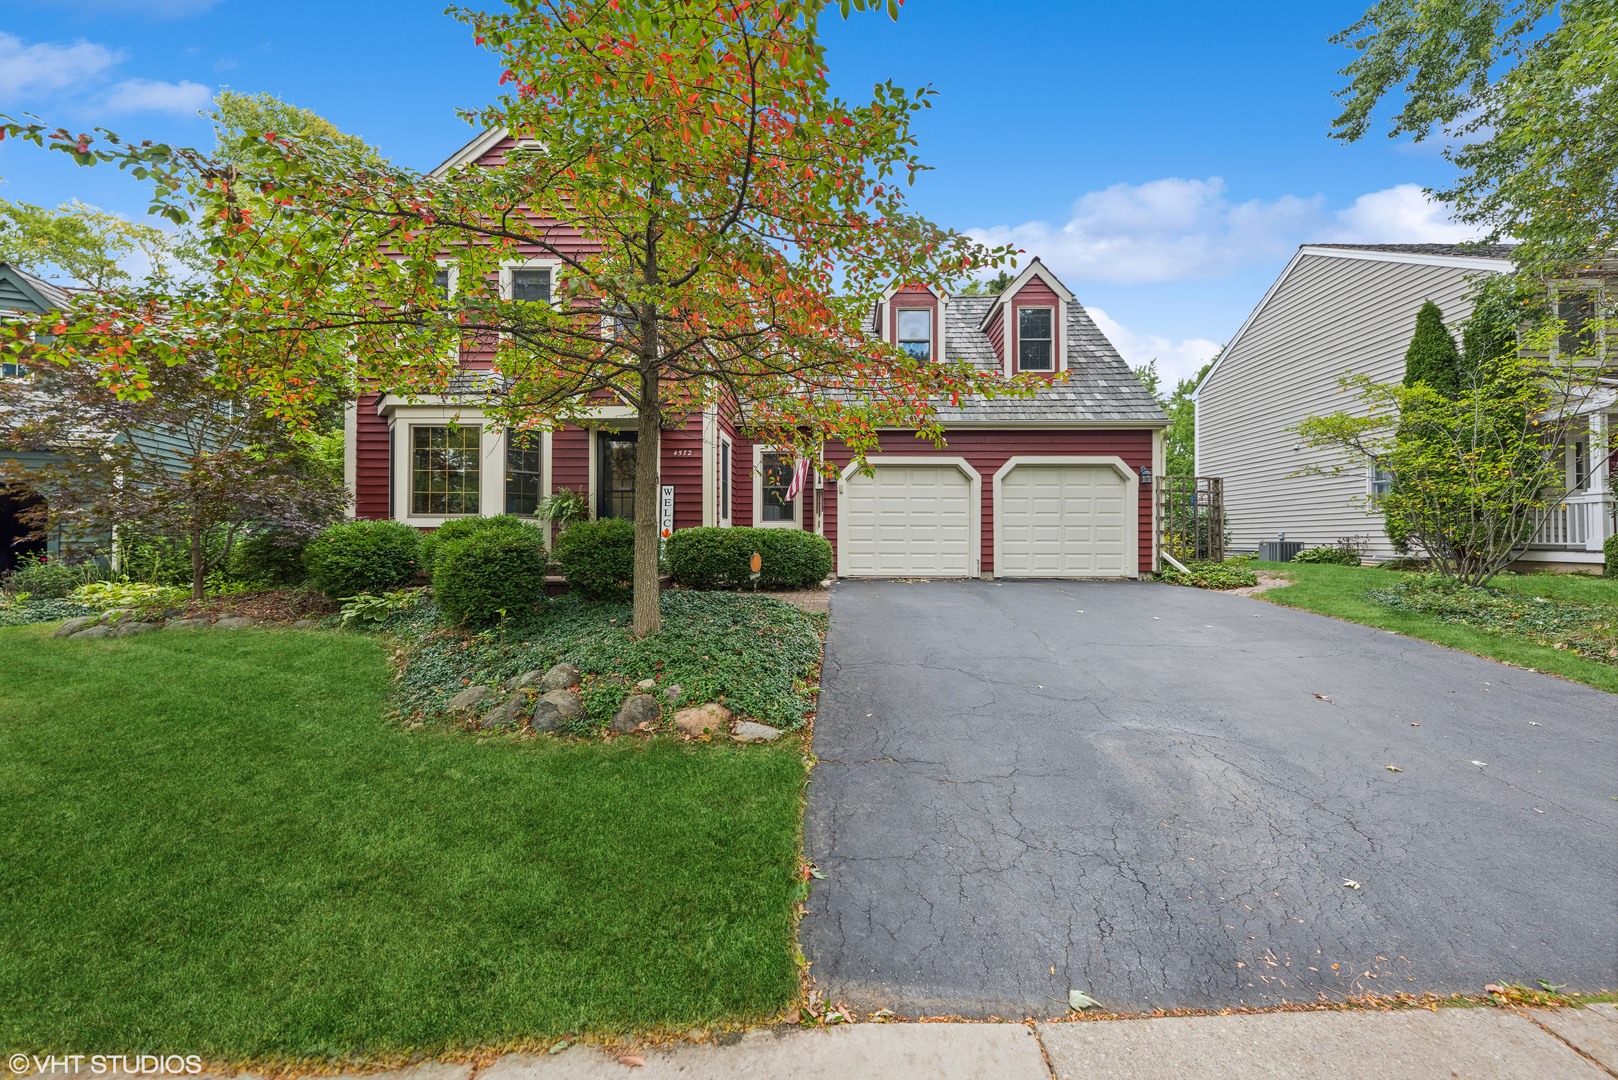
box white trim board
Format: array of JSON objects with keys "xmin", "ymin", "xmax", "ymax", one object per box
[{"xmin": 990, "ymin": 455, "xmax": 1140, "ymax": 580}]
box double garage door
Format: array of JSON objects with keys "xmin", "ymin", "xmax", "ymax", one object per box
[{"xmin": 840, "ymin": 461, "xmax": 1133, "ymax": 578}]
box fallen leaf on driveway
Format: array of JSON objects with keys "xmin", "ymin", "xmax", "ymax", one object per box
[
  {"xmin": 1484, "ymin": 983, "xmax": 1505, "ymax": 995},
  {"xmin": 618, "ymin": 1055, "xmax": 645, "ymax": 1067},
  {"xmin": 1313, "ymin": 693, "xmax": 1332, "ymax": 702},
  {"xmin": 1410, "ymin": 722, "xmax": 1420, "ymax": 726},
  {"xmin": 1533, "ymin": 808, "xmax": 1545, "ymax": 814},
  {"xmin": 1385, "ymin": 765, "xmax": 1401, "ymax": 772},
  {"xmin": 1528, "ymin": 721, "xmax": 1542, "ymax": 727},
  {"xmin": 1471, "ymin": 761, "xmax": 1489, "ymax": 767},
  {"xmin": 1342, "ymin": 879, "xmax": 1362, "ymax": 890},
  {"xmin": 1068, "ymin": 989, "xmax": 1100, "ymax": 1010}
]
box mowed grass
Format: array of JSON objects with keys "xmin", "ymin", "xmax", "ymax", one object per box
[
  {"xmin": 0, "ymin": 626, "xmax": 805, "ymax": 1060},
  {"xmin": 1257, "ymin": 562, "xmax": 1618, "ymax": 694}
]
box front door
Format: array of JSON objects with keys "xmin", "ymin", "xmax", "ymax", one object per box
[{"xmin": 597, "ymin": 431, "xmax": 638, "ymax": 520}]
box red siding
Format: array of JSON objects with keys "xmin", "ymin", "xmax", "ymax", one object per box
[
  {"xmin": 727, "ymin": 432, "xmax": 812, "ymax": 530},
  {"xmin": 354, "ymin": 393, "xmax": 391, "ymax": 519},
  {"xmin": 1008, "ymin": 279, "xmax": 1061, "ymax": 376},
  {"xmin": 985, "ymin": 306, "xmax": 1005, "ymax": 369},
  {"xmin": 823, "ymin": 429, "xmax": 1155, "ymax": 577}
]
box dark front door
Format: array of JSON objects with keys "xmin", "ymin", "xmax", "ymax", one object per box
[
  {"xmin": 0, "ymin": 487, "xmax": 46, "ymax": 575},
  {"xmin": 597, "ymin": 431, "xmax": 638, "ymax": 520}
]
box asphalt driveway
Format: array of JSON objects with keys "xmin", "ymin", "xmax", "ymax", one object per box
[{"xmin": 802, "ymin": 580, "xmax": 1618, "ymax": 1017}]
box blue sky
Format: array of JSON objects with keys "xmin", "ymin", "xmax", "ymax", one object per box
[{"xmin": 0, "ymin": 0, "xmax": 1474, "ymax": 386}]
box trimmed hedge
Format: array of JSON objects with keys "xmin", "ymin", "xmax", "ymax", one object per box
[
  {"xmin": 666, "ymin": 526, "xmax": 833, "ymax": 590},
  {"xmin": 1606, "ymin": 533, "xmax": 1618, "ymax": 578},
  {"xmin": 303, "ymin": 519, "xmax": 422, "ymax": 600},
  {"xmin": 417, "ymin": 514, "xmax": 539, "ymax": 575},
  {"xmin": 433, "ymin": 527, "xmax": 549, "ymax": 628},
  {"xmin": 553, "ymin": 517, "xmax": 636, "ymax": 599}
]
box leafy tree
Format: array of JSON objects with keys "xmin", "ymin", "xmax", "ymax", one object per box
[
  {"xmin": 211, "ymin": 91, "xmax": 385, "ymax": 167},
  {"xmin": 1135, "ymin": 355, "xmax": 1216, "ymax": 478},
  {"xmin": 1331, "ymin": 0, "xmax": 1616, "ymax": 275},
  {"xmin": 0, "ymin": 0, "xmax": 1029, "ymax": 637},
  {"xmin": 1400, "ymin": 300, "xmax": 1463, "ymax": 394},
  {"xmin": 1296, "ymin": 284, "xmax": 1605, "ymax": 585},
  {"xmin": 0, "ymin": 198, "xmax": 169, "ymax": 289},
  {"xmin": 0, "ymin": 354, "xmax": 347, "ymax": 599},
  {"xmin": 957, "ymin": 269, "xmax": 1014, "ymax": 296}
]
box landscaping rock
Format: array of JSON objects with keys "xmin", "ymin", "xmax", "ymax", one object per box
[
  {"xmin": 292, "ymin": 618, "xmax": 323, "ymax": 630},
  {"xmin": 731, "ymin": 721, "xmax": 784, "ymax": 743},
  {"xmin": 448, "ymin": 684, "xmax": 495, "ymax": 712},
  {"xmin": 532, "ymin": 689, "xmax": 583, "ymax": 733},
  {"xmin": 612, "ymin": 693, "xmax": 661, "ymax": 733},
  {"xmin": 634, "ymin": 678, "xmax": 656, "ymax": 692},
  {"xmin": 664, "ymin": 683, "xmax": 684, "ymax": 704},
  {"xmin": 108, "ymin": 621, "xmax": 160, "ymax": 639},
  {"xmin": 505, "ymin": 669, "xmax": 546, "ymax": 692},
  {"xmin": 214, "ymin": 615, "xmax": 259, "ymax": 630},
  {"xmin": 165, "ymin": 617, "xmax": 212, "ymax": 630},
  {"xmin": 673, "ymin": 702, "xmax": 732, "ymax": 737},
  {"xmin": 480, "ymin": 692, "xmax": 531, "ymax": 730},
  {"xmin": 55, "ymin": 616, "xmax": 100, "ymax": 638},
  {"xmin": 539, "ymin": 662, "xmax": 581, "ymax": 691},
  {"xmin": 73, "ymin": 624, "xmax": 115, "ymax": 640}
]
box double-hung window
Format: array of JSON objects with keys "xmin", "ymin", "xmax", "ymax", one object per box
[
  {"xmin": 1018, "ymin": 307, "xmax": 1054, "ymax": 371},
  {"xmin": 412, "ymin": 425, "xmax": 482, "ymax": 516},
  {"xmin": 718, "ymin": 435, "xmax": 733, "ymax": 525},
  {"xmin": 757, "ymin": 451, "xmax": 798, "ymax": 526},
  {"xmin": 1368, "ymin": 461, "xmax": 1395, "ymax": 502},
  {"xmin": 505, "ymin": 431, "xmax": 543, "ymax": 516},
  {"xmin": 896, "ymin": 308, "xmax": 932, "ymax": 361},
  {"xmin": 510, "ymin": 267, "xmax": 552, "ymax": 305}
]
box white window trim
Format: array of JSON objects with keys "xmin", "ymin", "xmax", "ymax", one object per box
[
  {"xmin": 388, "ymin": 406, "xmax": 551, "ymax": 527},
  {"xmin": 718, "ymin": 431, "xmax": 735, "ymax": 527},
  {"xmin": 1551, "ymin": 280, "xmax": 1607, "ymax": 361},
  {"xmin": 989, "ymin": 456, "xmax": 1140, "ymax": 580},
  {"xmin": 433, "ymin": 258, "xmax": 460, "ymax": 364},
  {"xmin": 895, "ymin": 305, "xmax": 935, "ymax": 361},
  {"xmin": 500, "ymin": 257, "xmax": 563, "ymax": 306},
  {"xmin": 1015, "ymin": 305, "xmax": 1057, "ymax": 373},
  {"xmin": 1367, "ymin": 460, "xmax": 1395, "ymax": 501},
  {"xmin": 752, "ymin": 445, "xmax": 802, "ymax": 528}
]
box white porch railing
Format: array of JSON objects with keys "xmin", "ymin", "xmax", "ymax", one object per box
[{"xmin": 1530, "ymin": 491, "xmax": 1615, "ymax": 551}]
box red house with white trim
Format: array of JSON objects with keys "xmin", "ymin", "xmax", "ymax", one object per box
[{"xmin": 345, "ymin": 132, "xmax": 1168, "ymax": 579}]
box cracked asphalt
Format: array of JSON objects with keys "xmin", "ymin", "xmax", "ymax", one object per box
[{"xmin": 801, "ymin": 580, "xmax": 1618, "ymax": 1018}]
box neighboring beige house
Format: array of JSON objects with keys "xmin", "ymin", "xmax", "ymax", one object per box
[{"xmin": 1195, "ymin": 243, "xmax": 1615, "ymax": 569}]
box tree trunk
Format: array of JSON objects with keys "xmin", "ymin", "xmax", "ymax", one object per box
[
  {"xmin": 632, "ymin": 363, "xmax": 663, "ymax": 637},
  {"xmin": 190, "ymin": 529, "xmax": 206, "ymax": 602}
]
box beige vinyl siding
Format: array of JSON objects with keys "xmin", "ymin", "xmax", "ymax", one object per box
[{"xmin": 1197, "ymin": 252, "xmax": 1502, "ymax": 560}]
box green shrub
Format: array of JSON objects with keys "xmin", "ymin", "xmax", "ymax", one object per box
[
  {"xmin": 71, "ymin": 580, "xmax": 189, "ymax": 615},
  {"xmin": 1606, "ymin": 534, "xmax": 1618, "ymax": 579},
  {"xmin": 303, "ymin": 519, "xmax": 422, "ymax": 600},
  {"xmin": 117, "ymin": 530, "xmax": 228, "ymax": 586},
  {"xmin": 666, "ymin": 527, "xmax": 834, "ymax": 590},
  {"xmin": 433, "ymin": 528, "xmax": 550, "ymax": 628},
  {"xmin": 2, "ymin": 554, "xmax": 104, "ymax": 599},
  {"xmin": 1293, "ymin": 546, "xmax": 1361, "ymax": 566},
  {"xmin": 553, "ymin": 517, "xmax": 636, "ymax": 600},
  {"xmin": 229, "ymin": 531, "xmax": 310, "ymax": 587},
  {"xmin": 417, "ymin": 514, "xmax": 538, "ymax": 576},
  {"xmin": 1161, "ymin": 558, "xmax": 1259, "ymax": 590}
]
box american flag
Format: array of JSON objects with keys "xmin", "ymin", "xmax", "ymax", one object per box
[{"xmin": 785, "ymin": 456, "xmax": 811, "ymax": 502}]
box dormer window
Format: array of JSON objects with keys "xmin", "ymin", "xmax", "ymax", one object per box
[
  {"xmin": 1019, "ymin": 307, "xmax": 1054, "ymax": 371},
  {"xmin": 897, "ymin": 308, "xmax": 933, "ymax": 361}
]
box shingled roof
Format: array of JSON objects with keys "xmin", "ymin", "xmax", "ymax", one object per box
[{"xmin": 1307, "ymin": 243, "xmax": 1519, "ymax": 260}]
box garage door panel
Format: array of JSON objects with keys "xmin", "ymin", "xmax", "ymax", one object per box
[
  {"xmin": 842, "ymin": 464, "xmax": 973, "ymax": 577},
  {"xmin": 998, "ymin": 464, "xmax": 1131, "ymax": 578}
]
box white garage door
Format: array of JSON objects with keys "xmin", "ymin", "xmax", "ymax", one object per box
[
  {"xmin": 997, "ymin": 464, "xmax": 1130, "ymax": 578},
  {"xmin": 840, "ymin": 464, "xmax": 973, "ymax": 577}
]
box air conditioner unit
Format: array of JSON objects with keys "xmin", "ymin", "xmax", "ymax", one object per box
[{"xmin": 1258, "ymin": 540, "xmax": 1304, "ymax": 563}]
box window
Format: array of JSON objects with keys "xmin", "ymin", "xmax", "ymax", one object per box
[
  {"xmin": 718, "ymin": 435, "xmax": 733, "ymax": 525},
  {"xmin": 1557, "ymin": 290, "xmax": 1597, "ymax": 357},
  {"xmin": 510, "ymin": 267, "xmax": 552, "ymax": 304},
  {"xmin": 505, "ymin": 431, "xmax": 543, "ymax": 515},
  {"xmin": 1368, "ymin": 461, "xmax": 1395, "ymax": 501},
  {"xmin": 432, "ymin": 267, "xmax": 452, "ymax": 301},
  {"xmin": 896, "ymin": 308, "xmax": 932, "ymax": 361},
  {"xmin": 1, "ymin": 361, "xmax": 25, "ymax": 379},
  {"xmin": 1018, "ymin": 307, "xmax": 1054, "ymax": 371},
  {"xmin": 758, "ymin": 451, "xmax": 797, "ymax": 525},
  {"xmin": 412, "ymin": 425, "xmax": 482, "ymax": 516},
  {"xmin": 597, "ymin": 431, "xmax": 637, "ymax": 520},
  {"xmin": 1571, "ymin": 437, "xmax": 1590, "ymax": 490}
]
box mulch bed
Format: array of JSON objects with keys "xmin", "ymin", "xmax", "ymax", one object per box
[{"xmin": 179, "ymin": 588, "xmax": 337, "ymax": 624}]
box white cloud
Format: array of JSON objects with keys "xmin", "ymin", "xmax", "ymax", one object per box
[
  {"xmin": 0, "ymin": 32, "xmax": 123, "ymax": 97},
  {"xmin": 1324, "ymin": 183, "xmax": 1476, "ymax": 244},
  {"xmin": 968, "ymin": 178, "xmax": 1479, "ymax": 287},
  {"xmin": 102, "ymin": 77, "xmax": 213, "ymax": 116},
  {"xmin": 1087, "ymin": 305, "xmax": 1221, "ymax": 387}
]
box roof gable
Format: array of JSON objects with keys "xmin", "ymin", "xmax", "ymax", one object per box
[
  {"xmin": 977, "ymin": 257, "xmax": 1075, "ymax": 332},
  {"xmin": 0, "ymin": 263, "xmax": 71, "ymax": 314}
]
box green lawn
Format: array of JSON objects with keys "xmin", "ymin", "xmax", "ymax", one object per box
[
  {"xmin": 0, "ymin": 626, "xmax": 805, "ymax": 1061},
  {"xmin": 1256, "ymin": 562, "xmax": 1618, "ymax": 694}
]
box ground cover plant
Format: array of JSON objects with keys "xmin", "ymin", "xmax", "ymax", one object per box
[
  {"xmin": 1160, "ymin": 556, "xmax": 1260, "ymax": 590},
  {"xmin": 0, "ymin": 626, "xmax": 805, "ymax": 1059},
  {"xmin": 1367, "ymin": 573, "xmax": 1617, "ymax": 666},
  {"xmin": 1257, "ymin": 561, "xmax": 1618, "ymax": 693},
  {"xmin": 395, "ymin": 590, "xmax": 825, "ymax": 733}
]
